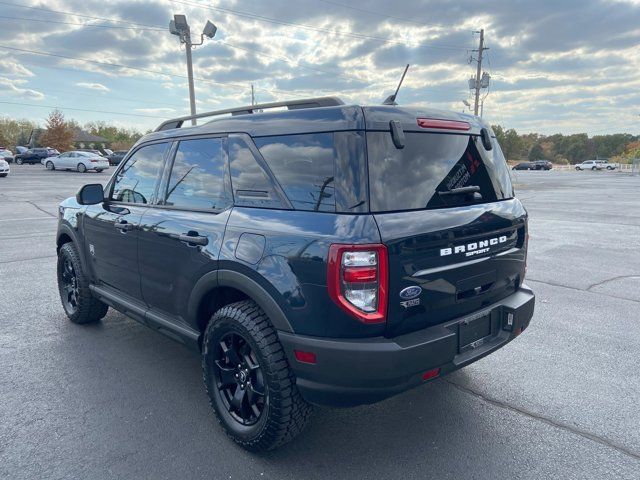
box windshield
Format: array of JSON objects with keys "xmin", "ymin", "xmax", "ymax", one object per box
[{"xmin": 367, "ymin": 132, "xmax": 513, "ymax": 212}]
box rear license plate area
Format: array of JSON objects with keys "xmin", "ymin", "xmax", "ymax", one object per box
[{"xmin": 459, "ymin": 313, "xmax": 491, "ymax": 352}]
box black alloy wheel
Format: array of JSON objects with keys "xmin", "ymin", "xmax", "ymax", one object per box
[
  {"xmin": 60, "ymin": 257, "xmax": 80, "ymax": 315},
  {"xmin": 202, "ymin": 300, "xmax": 312, "ymax": 451},
  {"xmin": 56, "ymin": 243, "xmax": 108, "ymax": 324},
  {"xmin": 214, "ymin": 332, "xmax": 266, "ymax": 426}
]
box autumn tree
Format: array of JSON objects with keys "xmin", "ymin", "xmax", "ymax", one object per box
[{"xmin": 39, "ymin": 110, "xmax": 74, "ymax": 152}]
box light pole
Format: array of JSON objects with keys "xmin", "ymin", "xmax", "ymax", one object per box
[{"xmin": 169, "ymin": 15, "xmax": 217, "ymax": 126}]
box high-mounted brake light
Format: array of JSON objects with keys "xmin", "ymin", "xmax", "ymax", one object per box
[
  {"xmin": 417, "ymin": 118, "xmax": 471, "ymax": 131},
  {"xmin": 328, "ymin": 244, "xmax": 388, "ymax": 324}
]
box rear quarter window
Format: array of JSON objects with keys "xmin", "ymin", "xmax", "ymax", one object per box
[{"xmin": 254, "ymin": 133, "xmax": 335, "ymax": 212}]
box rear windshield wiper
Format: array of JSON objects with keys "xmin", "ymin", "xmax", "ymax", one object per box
[{"xmin": 437, "ymin": 185, "xmax": 481, "ymax": 197}]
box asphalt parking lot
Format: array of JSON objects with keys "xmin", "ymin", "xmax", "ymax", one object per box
[{"xmin": 1, "ymin": 165, "xmax": 639, "ymax": 479}]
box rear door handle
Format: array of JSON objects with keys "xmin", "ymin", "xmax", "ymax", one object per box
[
  {"xmin": 114, "ymin": 220, "xmax": 133, "ymax": 232},
  {"xmin": 179, "ymin": 232, "xmax": 208, "ymax": 246}
]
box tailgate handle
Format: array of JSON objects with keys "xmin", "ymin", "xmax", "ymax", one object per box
[{"xmin": 457, "ymin": 282, "xmax": 493, "ymax": 301}]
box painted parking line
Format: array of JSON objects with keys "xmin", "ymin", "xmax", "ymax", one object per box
[{"xmin": 0, "ymin": 217, "xmax": 57, "ymax": 222}]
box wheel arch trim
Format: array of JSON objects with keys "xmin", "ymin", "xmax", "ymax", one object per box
[
  {"xmin": 56, "ymin": 223, "xmax": 88, "ymax": 271},
  {"xmin": 187, "ymin": 269, "xmax": 294, "ymax": 333}
]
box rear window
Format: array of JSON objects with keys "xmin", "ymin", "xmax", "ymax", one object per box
[{"xmin": 367, "ymin": 132, "xmax": 513, "ymax": 212}]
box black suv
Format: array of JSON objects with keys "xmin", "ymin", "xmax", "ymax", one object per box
[
  {"xmin": 56, "ymin": 98, "xmax": 534, "ymax": 451},
  {"xmin": 15, "ymin": 147, "xmax": 58, "ymax": 164}
]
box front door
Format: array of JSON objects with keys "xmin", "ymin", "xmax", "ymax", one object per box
[
  {"xmin": 82, "ymin": 142, "xmax": 170, "ymax": 302},
  {"xmin": 138, "ymin": 137, "xmax": 232, "ymax": 323}
]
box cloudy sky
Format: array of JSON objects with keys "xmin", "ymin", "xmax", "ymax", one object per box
[{"xmin": 0, "ymin": 0, "xmax": 639, "ymax": 135}]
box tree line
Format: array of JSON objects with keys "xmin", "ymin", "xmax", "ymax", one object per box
[
  {"xmin": 0, "ymin": 110, "xmax": 145, "ymax": 153},
  {"xmin": 1, "ymin": 110, "xmax": 639, "ymax": 163},
  {"xmin": 492, "ymin": 125, "xmax": 640, "ymax": 164}
]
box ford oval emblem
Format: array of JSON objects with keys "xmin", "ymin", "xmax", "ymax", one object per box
[{"xmin": 399, "ymin": 286, "xmax": 422, "ymax": 300}]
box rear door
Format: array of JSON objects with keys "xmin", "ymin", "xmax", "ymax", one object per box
[
  {"xmin": 137, "ymin": 136, "xmax": 232, "ymax": 323},
  {"xmin": 365, "ymin": 125, "xmax": 527, "ymax": 337}
]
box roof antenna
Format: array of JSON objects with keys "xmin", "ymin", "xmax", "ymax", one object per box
[{"xmin": 382, "ymin": 64, "xmax": 410, "ymax": 105}]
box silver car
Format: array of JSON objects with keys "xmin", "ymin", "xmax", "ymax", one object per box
[
  {"xmin": 575, "ymin": 160, "xmax": 603, "ymax": 171},
  {"xmin": 44, "ymin": 151, "xmax": 110, "ymax": 173}
]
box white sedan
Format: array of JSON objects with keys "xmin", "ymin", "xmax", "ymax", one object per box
[
  {"xmin": 44, "ymin": 151, "xmax": 110, "ymax": 173},
  {"xmin": 0, "ymin": 158, "xmax": 10, "ymax": 177}
]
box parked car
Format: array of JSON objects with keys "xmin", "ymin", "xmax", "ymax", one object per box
[
  {"xmin": 512, "ymin": 161, "xmax": 535, "ymax": 170},
  {"xmin": 575, "ymin": 160, "xmax": 603, "ymax": 171},
  {"xmin": 533, "ymin": 160, "xmax": 552, "ymax": 170},
  {"xmin": 106, "ymin": 150, "xmax": 128, "ymax": 165},
  {"xmin": 596, "ymin": 160, "xmax": 618, "ymax": 170},
  {"xmin": 56, "ymin": 97, "xmax": 534, "ymax": 451},
  {"xmin": 44, "ymin": 151, "xmax": 109, "ymax": 173},
  {"xmin": 0, "ymin": 148, "xmax": 14, "ymax": 163},
  {"xmin": 15, "ymin": 147, "xmax": 59, "ymax": 164},
  {"xmin": 15, "ymin": 148, "xmax": 49, "ymax": 164},
  {"xmin": 0, "ymin": 158, "xmax": 9, "ymax": 177}
]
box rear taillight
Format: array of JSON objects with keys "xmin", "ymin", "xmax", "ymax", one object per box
[
  {"xmin": 90, "ymin": 160, "xmax": 98, "ymax": 163},
  {"xmin": 328, "ymin": 244, "xmax": 388, "ymax": 324}
]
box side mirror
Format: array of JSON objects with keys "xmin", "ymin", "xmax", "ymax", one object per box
[{"xmin": 76, "ymin": 184, "xmax": 104, "ymax": 205}]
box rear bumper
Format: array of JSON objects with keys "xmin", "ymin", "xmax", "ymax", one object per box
[{"xmin": 279, "ymin": 285, "xmax": 535, "ymax": 407}]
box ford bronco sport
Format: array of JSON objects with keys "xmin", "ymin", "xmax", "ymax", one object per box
[{"xmin": 56, "ymin": 97, "xmax": 535, "ymax": 451}]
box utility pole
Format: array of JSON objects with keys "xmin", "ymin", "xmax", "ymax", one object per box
[
  {"xmin": 472, "ymin": 29, "xmax": 488, "ymax": 116},
  {"xmin": 251, "ymin": 84, "xmax": 255, "ymax": 106},
  {"xmin": 184, "ymin": 29, "xmax": 197, "ymax": 125}
]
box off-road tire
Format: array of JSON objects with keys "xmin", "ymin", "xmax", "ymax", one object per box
[
  {"xmin": 57, "ymin": 242, "xmax": 108, "ymax": 324},
  {"xmin": 202, "ymin": 300, "xmax": 312, "ymax": 451}
]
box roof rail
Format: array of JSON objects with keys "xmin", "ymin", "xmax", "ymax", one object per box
[{"xmin": 155, "ymin": 96, "xmax": 345, "ymax": 131}]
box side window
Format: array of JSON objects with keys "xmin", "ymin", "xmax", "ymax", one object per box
[
  {"xmin": 111, "ymin": 143, "xmax": 167, "ymax": 204},
  {"xmin": 228, "ymin": 136, "xmax": 283, "ymax": 208},
  {"xmin": 164, "ymin": 138, "xmax": 231, "ymax": 211},
  {"xmin": 254, "ymin": 133, "xmax": 335, "ymax": 212}
]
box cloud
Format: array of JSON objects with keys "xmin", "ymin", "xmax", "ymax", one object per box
[
  {"xmin": 76, "ymin": 82, "xmax": 111, "ymax": 92},
  {"xmin": 0, "ymin": 0, "xmax": 637, "ymax": 134},
  {"xmin": 0, "ymin": 77, "xmax": 44, "ymax": 100},
  {"xmin": 0, "ymin": 59, "xmax": 34, "ymax": 77}
]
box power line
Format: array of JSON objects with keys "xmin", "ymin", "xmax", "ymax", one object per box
[
  {"xmin": 0, "ymin": 44, "xmax": 251, "ymax": 91},
  {"xmin": 0, "ymin": 1, "xmax": 165, "ymax": 30},
  {"xmin": 36, "ymin": 86, "xmax": 186, "ymax": 109},
  {"xmin": 314, "ymin": 0, "xmax": 445, "ymax": 29},
  {"xmin": 173, "ymin": 0, "xmax": 468, "ymax": 51},
  {"xmin": 0, "ymin": 15, "xmax": 166, "ymax": 31},
  {"xmin": 0, "ymin": 100, "xmax": 167, "ymax": 119}
]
